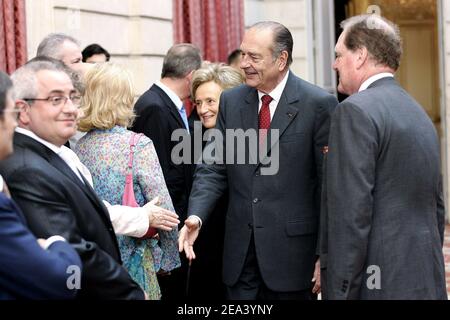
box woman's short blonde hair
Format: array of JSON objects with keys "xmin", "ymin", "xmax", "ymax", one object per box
[
  {"xmin": 191, "ymin": 63, "xmax": 244, "ymax": 99},
  {"xmin": 78, "ymin": 62, "xmax": 135, "ymax": 132}
]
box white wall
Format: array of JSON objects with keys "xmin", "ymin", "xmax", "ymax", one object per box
[
  {"xmin": 26, "ymin": 0, "xmax": 173, "ymax": 94},
  {"xmin": 25, "ymin": 0, "xmax": 312, "ymax": 92}
]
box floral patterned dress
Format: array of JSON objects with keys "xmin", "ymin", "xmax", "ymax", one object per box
[{"xmin": 75, "ymin": 126, "xmax": 180, "ymax": 299}]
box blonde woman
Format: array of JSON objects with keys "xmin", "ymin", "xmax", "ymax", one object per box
[
  {"xmin": 188, "ymin": 63, "xmax": 244, "ymax": 300},
  {"xmin": 75, "ymin": 62, "xmax": 180, "ymax": 299}
]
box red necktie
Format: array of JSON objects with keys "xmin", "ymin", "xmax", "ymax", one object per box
[{"xmin": 259, "ymin": 94, "xmax": 273, "ymax": 144}]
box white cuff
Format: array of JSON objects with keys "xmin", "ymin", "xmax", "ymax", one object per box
[
  {"xmin": 189, "ymin": 215, "xmax": 202, "ymax": 229},
  {"xmin": 43, "ymin": 235, "xmax": 67, "ymax": 250},
  {"xmin": 105, "ymin": 201, "xmax": 150, "ymax": 238}
]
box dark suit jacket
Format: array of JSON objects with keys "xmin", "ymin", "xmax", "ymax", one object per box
[
  {"xmin": 187, "ymin": 122, "xmax": 227, "ymax": 300},
  {"xmin": 0, "ymin": 133, "xmax": 144, "ymax": 300},
  {"xmin": 0, "ymin": 192, "xmax": 82, "ymax": 300},
  {"xmin": 188, "ymin": 72, "xmax": 338, "ymax": 292},
  {"xmin": 132, "ymin": 84, "xmax": 193, "ymax": 221},
  {"xmin": 321, "ymin": 77, "xmax": 447, "ymax": 299}
]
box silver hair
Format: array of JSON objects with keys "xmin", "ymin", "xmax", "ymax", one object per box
[
  {"xmin": 11, "ymin": 57, "xmax": 74, "ymax": 101},
  {"xmin": 36, "ymin": 33, "xmax": 80, "ymax": 60},
  {"xmin": 161, "ymin": 43, "xmax": 202, "ymax": 79},
  {"xmin": 249, "ymin": 21, "xmax": 293, "ymax": 67}
]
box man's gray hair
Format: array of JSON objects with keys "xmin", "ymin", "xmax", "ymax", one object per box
[
  {"xmin": 11, "ymin": 56, "xmax": 74, "ymax": 101},
  {"xmin": 36, "ymin": 33, "xmax": 80, "ymax": 60},
  {"xmin": 161, "ymin": 43, "xmax": 202, "ymax": 79},
  {"xmin": 250, "ymin": 21, "xmax": 293, "ymax": 67},
  {"xmin": 340, "ymin": 15, "xmax": 402, "ymax": 70}
]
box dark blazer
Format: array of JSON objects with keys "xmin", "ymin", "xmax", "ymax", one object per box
[
  {"xmin": 187, "ymin": 122, "xmax": 227, "ymax": 300},
  {"xmin": 0, "ymin": 192, "xmax": 82, "ymax": 300},
  {"xmin": 320, "ymin": 77, "xmax": 447, "ymax": 299},
  {"xmin": 188, "ymin": 72, "xmax": 338, "ymax": 292},
  {"xmin": 0, "ymin": 133, "xmax": 144, "ymax": 300},
  {"xmin": 132, "ymin": 84, "xmax": 193, "ymax": 221}
]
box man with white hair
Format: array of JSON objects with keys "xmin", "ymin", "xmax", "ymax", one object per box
[{"xmin": 37, "ymin": 33, "xmax": 84, "ymax": 74}]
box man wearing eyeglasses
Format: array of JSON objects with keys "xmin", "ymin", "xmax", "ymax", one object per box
[{"xmin": 0, "ymin": 57, "xmax": 146, "ymax": 299}]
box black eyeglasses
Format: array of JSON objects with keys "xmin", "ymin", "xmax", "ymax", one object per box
[{"xmin": 24, "ymin": 95, "xmax": 82, "ymax": 107}]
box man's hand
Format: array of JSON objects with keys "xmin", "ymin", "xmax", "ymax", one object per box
[
  {"xmin": 143, "ymin": 197, "xmax": 180, "ymax": 231},
  {"xmin": 178, "ymin": 217, "xmax": 201, "ymax": 261},
  {"xmin": 312, "ymin": 258, "xmax": 321, "ymax": 294}
]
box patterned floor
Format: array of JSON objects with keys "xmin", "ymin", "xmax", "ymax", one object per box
[{"xmin": 444, "ymin": 224, "xmax": 450, "ymax": 297}]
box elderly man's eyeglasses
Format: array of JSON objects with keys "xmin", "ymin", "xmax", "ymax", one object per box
[{"xmin": 24, "ymin": 95, "xmax": 82, "ymax": 107}]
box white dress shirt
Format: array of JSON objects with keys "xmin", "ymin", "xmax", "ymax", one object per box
[
  {"xmin": 257, "ymin": 70, "xmax": 290, "ymax": 120},
  {"xmin": 15, "ymin": 128, "xmax": 150, "ymax": 237}
]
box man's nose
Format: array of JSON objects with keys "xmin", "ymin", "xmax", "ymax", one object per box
[
  {"xmin": 332, "ymin": 59, "xmax": 338, "ymax": 71},
  {"xmin": 240, "ymin": 55, "xmax": 250, "ymax": 69}
]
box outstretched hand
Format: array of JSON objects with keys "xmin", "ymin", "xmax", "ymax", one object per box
[
  {"xmin": 143, "ymin": 197, "xmax": 180, "ymax": 231},
  {"xmin": 178, "ymin": 217, "xmax": 201, "ymax": 261}
]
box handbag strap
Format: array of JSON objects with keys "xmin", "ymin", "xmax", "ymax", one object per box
[{"xmin": 127, "ymin": 133, "xmax": 143, "ymax": 174}]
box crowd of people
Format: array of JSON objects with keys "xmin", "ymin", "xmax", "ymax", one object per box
[{"xmin": 0, "ymin": 14, "xmax": 447, "ymax": 300}]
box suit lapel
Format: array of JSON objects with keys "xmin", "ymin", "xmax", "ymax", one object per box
[
  {"xmin": 46, "ymin": 153, "xmax": 112, "ymax": 225},
  {"xmin": 242, "ymin": 90, "xmax": 259, "ymax": 165},
  {"xmin": 151, "ymin": 85, "xmax": 186, "ymax": 129},
  {"xmin": 14, "ymin": 133, "xmax": 112, "ymax": 225},
  {"xmin": 259, "ymin": 73, "xmax": 300, "ymax": 165},
  {"xmin": 268, "ymin": 96, "xmax": 299, "ymax": 152}
]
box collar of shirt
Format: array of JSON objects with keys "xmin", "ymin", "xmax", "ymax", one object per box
[
  {"xmin": 257, "ymin": 70, "xmax": 290, "ymax": 120},
  {"xmin": 0, "ymin": 175, "xmax": 3, "ymax": 193},
  {"xmin": 359, "ymin": 73, "xmax": 394, "ymax": 92},
  {"xmin": 155, "ymin": 81, "xmax": 183, "ymax": 111}
]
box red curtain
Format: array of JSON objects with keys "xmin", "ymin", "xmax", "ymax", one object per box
[
  {"xmin": 173, "ymin": 0, "xmax": 244, "ymax": 63},
  {"xmin": 0, "ymin": 0, "xmax": 27, "ymax": 74}
]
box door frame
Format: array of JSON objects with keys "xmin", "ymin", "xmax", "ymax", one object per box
[{"xmin": 437, "ymin": 0, "xmax": 449, "ymax": 221}]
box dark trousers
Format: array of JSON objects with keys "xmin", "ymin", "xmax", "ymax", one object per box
[
  {"xmin": 226, "ymin": 233, "xmax": 317, "ymax": 300},
  {"xmin": 158, "ymin": 256, "xmax": 189, "ymax": 301}
]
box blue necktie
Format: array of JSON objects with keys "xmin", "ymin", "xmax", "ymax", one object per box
[{"xmin": 179, "ymin": 105, "xmax": 190, "ymax": 134}]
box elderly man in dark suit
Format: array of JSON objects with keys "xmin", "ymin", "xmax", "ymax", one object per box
[
  {"xmin": 0, "ymin": 57, "xmax": 145, "ymax": 299},
  {"xmin": 179, "ymin": 21, "xmax": 338, "ymax": 300},
  {"xmin": 320, "ymin": 14, "xmax": 447, "ymax": 300}
]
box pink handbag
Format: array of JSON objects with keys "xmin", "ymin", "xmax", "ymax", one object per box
[{"xmin": 122, "ymin": 133, "xmax": 157, "ymax": 238}]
